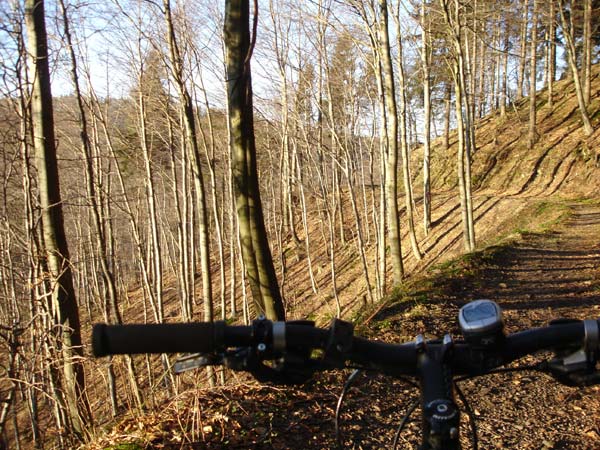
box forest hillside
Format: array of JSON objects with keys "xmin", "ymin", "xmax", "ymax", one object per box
[{"xmin": 1, "ymin": 0, "xmax": 600, "ymax": 448}]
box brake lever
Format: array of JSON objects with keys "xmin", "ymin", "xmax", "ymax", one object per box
[
  {"xmin": 173, "ymin": 347, "xmax": 257, "ymax": 374},
  {"xmin": 546, "ymin": 319, "xmax": 600, "ymax": 387},
  {"xmin": 545, "ymin": 359, "xmax": 600, "ymax": 387},
  {"xmin": 223, "ymin": 346, "xmax": 319, "ymax": 385},
  {"xmin": 174, "ymin": 353, "xmax": 223, "ymax": 374}
]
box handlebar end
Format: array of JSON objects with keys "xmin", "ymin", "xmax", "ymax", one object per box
[{"xmin": 92, "ymin": 323, "xmax": 108, "ymax": 357}]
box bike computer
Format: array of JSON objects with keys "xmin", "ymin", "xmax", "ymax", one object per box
[{"xmin": 458, "ymin": 299, "xmax": 504, "ymax": 348}]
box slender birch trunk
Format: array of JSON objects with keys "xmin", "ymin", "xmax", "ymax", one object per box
[
  {"xmin": 163, "ymin": 0, "xmax": 213, "ymax": 324},
  {"xmin": 421, "ymin": 1, "xmax": 432, "ymax": 235},
  {"xmin": 378, "ymin": 0, "xmax": 404, "ymax": 283},
  {"xmin": 393, "ymin": 9, "xmax": 422, "ymax": 261},
  {"xmin": 528, "ymin": 0, "xmax": 538, "ymax": 150}
]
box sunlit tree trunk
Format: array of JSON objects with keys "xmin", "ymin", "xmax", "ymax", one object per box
[
  {"xmin": 546, "ymin": 0, "xmax": 556, "ymax": 110},
  {"xmin": 192, "ymin": 71, "xmax": 226, "ymax": 320},
  {"xmin": 224, "ymin": 0, "xmax": 285, "ymax": 320},
  {"xmin": 441, "ymin": 0, "xmax": 476, "ymax": 251},
  {"xmin": 163, "ymin": 0, "xmax": 213, "ymax": 324},
  {"xmin": 528, "ymin": 0, "xmax": 538, "ymax": 150},
  {"xmin": 443, "ymin": 83, "xmax": 451, "ymax": 150},
  {"xmin": 582, "ymin": 0, "xmax": 592, "ymax": 106},
  {"xmin": 421, "ymin": 1, "xmax": 432, "ymax": 235},
  {"xmin": 558, "ymin": 0, "xmax": 594, "ymax": 136},
  {"xmin": 137, "ymin": 69, "xmax": 164, "ymax": 325},
  {"xmin": 500, "ymin": 23, "xmax": 509, "ymax": 117},
  {"xmin": 378, "ymin": 0, "xmax": 404, "ymax": 284},
  {"xmin": 24, "ymin": 0, "xmax": 91, "ymax": 438},
  {"xmin": 392, "ymin": 7, "xmax": 422, "ymax": 261}
]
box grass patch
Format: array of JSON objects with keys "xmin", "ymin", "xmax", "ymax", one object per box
[
  {"xmin": 526, "ymin": 201, "xmax": 571, "ymax": 234},
  {"xmin": 484, "ymin": 199, "xmax": 572, "ymax": 247},
  {"xmin": 104, "ymin": 444, "xmax": 144, "ymax": 450},
  {"xmin": 572, "ymin": 197, "xmax": 600, "ymax": 205}
]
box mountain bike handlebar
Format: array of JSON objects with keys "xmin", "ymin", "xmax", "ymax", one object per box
[
  {"xmin": 92, "ymin": 318, "xmax": 598, "ymax": 374},
  {"xmin": 92, "ymin": 302, "xmax": 600, "ymax": 450}
]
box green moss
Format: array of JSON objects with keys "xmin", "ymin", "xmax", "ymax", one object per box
[{"xmin": 104, "ymin": 444, "xmax": 144, "ymax": 450}]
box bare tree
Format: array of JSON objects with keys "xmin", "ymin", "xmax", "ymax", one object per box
[
  {"xmin": 421, "ymin": 0, "xmax": 433, "ymax": 235},
  {"xmin": 440, "ymin": 0, "xmax": 476, "ymax": 251},
  {"xmin": 163, "ymin": 0, "xmax": 214, "ymax": 324},
  {"xmin": 528, "ymin": 0, "xmax": 538, "ymax": 150},
  {"xmin": 581, "ymin": 0, "xmax": 592, "ymax": 106},
  {"xmin": 224, "ymin": 0, "xmax": 285, "ymax": 320},
  {"xmin": 545, "ymin": 0, "xmax": 556, "ymax": 110},
  {"xmin": 377, "ymin": 0, "xmax": 405, "ymax": 283},
  {"xmin": 24, "ymin": 0, "xmax": 91, "ymax": 438},
  {"xmin": 558, "ymin": 0, "xmax": 594, "ymax": 136},
  {"xmin": 392, "ymin": 4, "xmax": 423, "ymax": 262}
]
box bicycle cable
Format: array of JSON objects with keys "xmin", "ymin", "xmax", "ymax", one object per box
[
  {"xmin": 392, "ymin": 399, "xmax": 419, "ymax": 450},
  {"xmin": 454, "ymin": 380, "xmax": 478, "ymax": 450},
  {"xmin": 335, "ymin": 367, "xmax": 419, "ymax": 448},
  {"xmin": 335, "ymin": 369, "xmax": 362, "ymax": 449}
]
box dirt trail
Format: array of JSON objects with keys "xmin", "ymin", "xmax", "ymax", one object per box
[
  {"xmin": 456, "ymin": 202, "xmax": 600, "ymax": 449},
  {"xmin": 292, "ymin": 202, "xmax": 600, "ymax": 449},
  {"xmin": 472, "ymin": 203, "xmax": 600, "ymax": 330}
]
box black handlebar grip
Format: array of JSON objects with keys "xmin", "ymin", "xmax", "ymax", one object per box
[{"xmin": 92, "ymin": 321, "xmax": 226, "ymax": 357}]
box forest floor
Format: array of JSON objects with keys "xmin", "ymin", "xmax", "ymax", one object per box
[{"xmin": 89, "ymin": 200, "xmax": 600, "ymax": 449}]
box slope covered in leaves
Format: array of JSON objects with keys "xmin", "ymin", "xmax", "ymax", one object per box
[{"xmin": 424, "ymin": 66, "xmax": 600, "ymax": 197}]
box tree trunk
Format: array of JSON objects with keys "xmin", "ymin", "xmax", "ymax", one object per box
[
  {"xmin": 17, "ymin": 54, "xmax": 43, "ymax": 446},
  {"xmin": 500, "ymin": 23, "xmax": 509, "ymax": 117},
  {"xmin": 558, "ymin": 0, "xmax": 594, "ymax": 136},
  {"xmin": 378, "ymin": 0, "xmax": 404, "ymax": 284},
  {"xmin": 24, "ymin": 0, "xmax": 90, "ymax": 438},
  {"xmin": 582, "ymin": 0, "xmax": 592, "ymax": 106},
  {"xmin": 547, "ymin": 0, "xmax": 556, "ymax": 110},
  {"xmin": 517, "ymin": 0, "xmax": 528, "ymax": 100},
  {"xmin": 441, "ymin": 0, "xmax": 476, "ymax": 252},
  {"xmin": 528, "ymin": 0, "xmax": 538, "ymax": 150},
  {"xmin": 393, "ymin": 10, "xmax": 422, "ymax": 261},
  {"xmin": 454, "ymin": 72, "xmax": 473, "ymax": 252},
  {"xmin": 444, "ymin": 83, "xmax": 451, "ymax": 150},
  {"xmin": 138, "ymin": 82, "xmax": 164, "ymax": 324},
  {"xmin": 59, "ymin": 0, "xmax": 126, "ymax": 415},
  {"xmin": 79, "ymin": 76, "xmax": 143, "ymax": 408},
  {"xmin": 224, "ymin": 0, "xmax": 285, "ymax": 320},
  {"xmin": 163, "ymin": 0, "xmax": 213, "ymax": 324}
]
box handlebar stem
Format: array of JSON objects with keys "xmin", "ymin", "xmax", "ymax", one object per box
[{"xmin": 417, "ymin": 334, "xmax": 461, "ymax": 450}]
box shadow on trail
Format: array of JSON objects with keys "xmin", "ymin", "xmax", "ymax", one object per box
[
  {"xmin": 567, "ymin": 211, "xmax": 600, "ymax": 226},
  {"xmin": 455, "ymin": 244, "xmax": 600, "ymax": 310},
  {"xmin": 376, "ymin": 208, "xmax": 600, "ymax": 323}
]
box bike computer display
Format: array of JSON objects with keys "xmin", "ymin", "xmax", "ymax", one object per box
[{"xmin": 458, "ymin": 299, "xmax": 504, "ymax": 347}]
